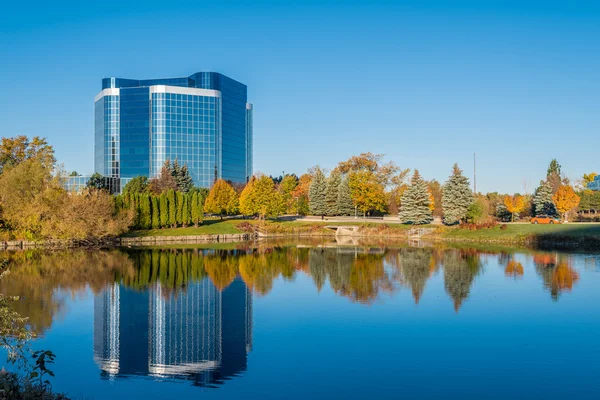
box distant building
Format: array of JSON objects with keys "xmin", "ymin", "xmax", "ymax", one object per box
[
  {"xmin": 588, "ymin": 175, "xmax": 600, "ymax": 191},
  {"xmin": 94, "ymin": 72, "xmax": 253, "ymax": 190},
  {"xmin": 93, "ymin": 277, "xmax": 252, "ymax": 385}
]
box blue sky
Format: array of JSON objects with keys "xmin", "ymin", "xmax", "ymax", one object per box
[{"xmin": 1, "ymin": 0, "xmax": 599, "ymax": 193}]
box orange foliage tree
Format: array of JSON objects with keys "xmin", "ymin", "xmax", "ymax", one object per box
[
  {"xmin": 552, "ymin": 185, "xmax": 580, "ymax": 222},
  {"xmin": 503, "ymin": 195, "xmax": 526, "ymax": 222}
]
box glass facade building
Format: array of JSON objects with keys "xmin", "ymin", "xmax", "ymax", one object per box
[
  {"xmin": 588, "ymin": 175, "xmax": 600, "ymax": 191},
  {"xmin": 94, "ymin": 72, "xmax": 253, "ymax": 189}
]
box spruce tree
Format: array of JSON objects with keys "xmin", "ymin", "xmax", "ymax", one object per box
[
  {"xmin": 176, "ymin": 191, "xmax": 184, "ymax": 226},
  {"xmin": 159, "ymin": 193, "xmax": 169, "ymax": 228},
  {"xmin": 533, "ymin": 180, "xmax": 557, "ymax": 216},
  {"xmin": 178, "ymin": 165, "xmax": 194, "ymax": 193},
  {"xmin": 337, "ymin": 177, "xmax": 354, "ymax": 216},
  {"xmin": 442, "ymin": 163, "xmax": 473, "ymax": 225},
  {"xmin": 309, "ymin": 168, "xmax": 327, "ymax": 216},
  {"xmin": 399, "ymin": 170, "xmax": 433, "ymax": 224},
  {"xmin": 325, "ymin": 171, "xmax": 341, "ymax": 216},
  {"xmin": 167, "ymin": 189, "xmax": 177, "ymax": 227},
  {"xmin": 151, "ymin": 196, "xmax": 160, "ymax": 229}
]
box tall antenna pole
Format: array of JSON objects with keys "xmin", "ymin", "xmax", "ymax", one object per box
[{"xmin": 474, "ymin": 153, "xmax": 477, "ymax": 194}]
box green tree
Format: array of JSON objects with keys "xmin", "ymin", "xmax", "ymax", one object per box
[
  {"xmin": 533, "ymin": 181, "xmax": 557, "ymax": 216},
  {"xmin": 86, "ymin": 173, "xmax": 110, "ymax": 192},
  {"xmin": 171, "ymin": 160, "xmax": 194, "ymax": 193},
  {"xmin": 546, "ymin": 159, "xmax": 563, "ymax": 194},
  {"xmin": 176, "ymin": 191, "xmax": 185, "ymax": 226},
  {"xmin": 151, "ymin": 196, "xmax": 160, "ymax": 229},
  {"xmin": 182, "ymin": 194, "xmax": 191, "ymax": 227},
  {"xmin": 337, "ymin": 176, "xmax": 355, "ymax": 216},
  {"xmin": 309, "ymin": 167, "xmax": 327, "ymax": 216},
  {"xmin": 159, "ymin": 193, "xmax": 169, "ymax": 228},
  {"xmin": 325, "ymin": 171, "xmax": 341, "ymax": 216},
  {"xmin": 399, "ymin": 170, "xmax": 433, "ymax": 224},
  {"xmin": 191, "ymin": 192, "xmax": 203, "ymax": 227},
  {"xmin": 167, "ymin": 189, "xmax": 177, "ymax": 227},
  {"xmin": 204, "ymin": 179, "xmax": 239, "ymax": 219},
  {"xmin": 442, "ymin": 164, "xmax": 473, "ymax": 225},
  {"xmin": 123, "ymin": 176, "xmax": 149, "ymax": 194},
  {"xmin": 139, "ymin": 195, "xmax": 152, "ymax": 229},
  {"xmin": 69, "ymin": 171, "xmax": 79, "ymax": 176}
]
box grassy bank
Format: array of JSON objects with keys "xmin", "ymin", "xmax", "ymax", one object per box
[{"xmin": 123, "ymin": 219, "xmax": 600, "ymax": 249}]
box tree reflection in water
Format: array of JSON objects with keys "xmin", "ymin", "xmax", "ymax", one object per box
[{"xmin": 0, "ymin": 243, "xmax": 586, "ymax": 337}]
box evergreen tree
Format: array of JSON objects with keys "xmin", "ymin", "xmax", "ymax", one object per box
[
  {"xmin": 176, "ymin": 191, "xmax": 184, "ymax": 226},
  {"xmin": 442, "ymin": 163, "xmax": 473, "ymax": 225},
  {"xmin": 159, "ymin": 193, "xmax": 169, "ymax": 228},
  {"xmin": 151, "ymin": 196, "xmax": 160, "ymax": 229},
  {"xmin": 337, "ymin": 177, "xmax": 354, "ymax": 216},
  {"xmin": 309, "ymin": 168, "xmax": 327, "ymax": 216},
  {"xmin": 182, "ymin": 194, "xmax": 191, "ymax": 227},
  {"xmin": 191, "ymin": 192, "xmax": 202, "ymax": 227},
  {"xmin": 533, "ymin": 180, "xmax": 558, "ymax": 216},
  {"xmin": 167, "ymin": 189, "xmax": 177, "ymax": 227},
  {"xmin": 178, "ymin": 165, "xmax": 194, "ymax": 193},
  {"xmin": 399, "ymin": 170, "xmax": 433, "ymax": 224},
  {"xmin": 140, "ymin": 195, "xmax": 152, "ymax": 229},
  {"xmin": 325, "ymin": 171, "xmax": 341, "ymax": 216}
]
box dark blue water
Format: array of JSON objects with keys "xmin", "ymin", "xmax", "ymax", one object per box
[{"xmin": 1, "ymin": 244, "xmax": 599, "ymax": 399}]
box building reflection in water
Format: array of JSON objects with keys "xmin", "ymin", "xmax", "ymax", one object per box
[{"xmin": 93, "ymin": 277, "xmax": 252, "ymax": 386}]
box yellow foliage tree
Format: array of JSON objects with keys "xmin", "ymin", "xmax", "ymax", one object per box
[
  {"xmin": 503, "ymin": 194, "xmax": 526, "ymax": 222},
  {"xmin": 428, "ymin": 191, "xmax": 435, "ymax": 212},
  {"xmin": 552, "ymin": 185, "xmax": 580, "ymax": 221},
  {"xmin": 348, "ymin": 170, "xmax": 386, "ymax": 216},
  {"xmin": 239, "ymin": 175, "xmax": 284, "ymax": 219},
  {"xmin": 583, "ymin": 172, "xmax": 598, "ymax": 187},
  {"xmin": 203, "ymin": 179, "xmax": 239, "ymax": 219}
]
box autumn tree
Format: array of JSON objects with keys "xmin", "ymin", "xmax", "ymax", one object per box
[
  {"xmin": 442, "ymin": 164, "xmax": 473, "ymax": 225},
  {"xmin": 552, "ymin": 185, "xmax": 580, "ymax": 222},
  {"xmin": 309, "ymin": 167, "xmax": 327, "ymax": 216},
  {"xmin": 240, "ymin": 175, "xmax": 284, "ymax": 219},
  {"xmin": 583, "ymin": 172, "xmax": 598, "ymax": 188},
  {"xmin": 503, "ymin": 194, "xmax": 526, "ymax": 222},
  {"xmin": 398, "ymin": 170, "xmax": 433, "ymax": 224},
  {"xmin": 0, "ymin": 135, "xmax": 55, "ymax": 173},
  {"xmin": 348, "ymin": 170, "xmax": 387, "ymax": 217},
  {"xmin": 546, "ymin": 159, "xmax": 564, "ymax": 194},
  {"xmin": 337, "ymin": 176, "xmax": 355, "ymax": 216},
  {"xmin": 278, "ymin": 174, "xmax": 298, "ymax": 214},
  {"xmin": 427, "ymin": 180, "xmax": 443, "ymax": 218},
  {"xmin": 204, "ymin": 179, "xmax": 239, "ymax": 219},
  {"xmin": 148, "ymin": 161, "xmax": 178, "ymax": 195},
  {"xmin": 292, "ymin": 174, "xmax": 311, "ymax": 215},
  {"xmin": 325, "ymin": 171, "xmax": 341, "ymax": 216}
]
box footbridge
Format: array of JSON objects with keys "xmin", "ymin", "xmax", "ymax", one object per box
[{"xmin": 325, "ymin": 225, "xmax": 360, "ymax": 236}]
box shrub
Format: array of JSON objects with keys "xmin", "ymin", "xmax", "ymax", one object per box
[{"xmin": 500, "ymin": 224, "xmax": 508, "ymax": 230}]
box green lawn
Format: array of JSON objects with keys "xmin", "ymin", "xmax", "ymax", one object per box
[
  {"xmin": 442, "ymin": 223, "xmax": 600, "ymax": 241},
  {"xmin": 122, "ymin": 218, "xmax": 246, "ymax": 237}
]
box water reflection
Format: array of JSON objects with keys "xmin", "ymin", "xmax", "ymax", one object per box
[{"xmin": 93, "ymin": 278, "xmax": 252, "ymax": 386}]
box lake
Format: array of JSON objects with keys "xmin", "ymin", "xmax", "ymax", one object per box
[{"xmin": 1, "ymin": 240, "xmax": 599, "ymax": 399}]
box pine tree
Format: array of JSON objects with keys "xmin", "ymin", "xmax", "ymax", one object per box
[
  {"xmin": 151, "ymin": 196, "xmax": 160, "ymax": 229},
  {"xmin": 159, "ymin": 193, "xmax": 169, "ymax": 228},
  {"xmin": 167, "ymin": 189, "xmax": 177, "ymax": 227},
  {"xmin": 309, "ymin": 168, "xmax": 327, "ymax": 216},
  {"xmin": 176, "ymin": 191, "xmax": 184, "ymax": 226},
  {"xmin": 191, "ymin": 192, "xmax": 202, "ymax": 227},
  {"xmin": 442, "ymin": 163, "xmax": 473, "ymax": 225},
  {"xmin": 399, "ymin": 170, "xmax": 433, "ymax": 224},
  {"xmin": 325, "ymin": 171, "xmax": 341, "ymax": 216},
  {"xmin": 337, "ymin": 177, "xmax": 354, "ymax": 216},
  {"xmin": 533, "ymin": 180, "xmax": 557, "ymax": 216}
]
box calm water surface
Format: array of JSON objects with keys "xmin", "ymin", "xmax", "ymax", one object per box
[{"xmin": 1, "ymin": 241, "xmax": 599, "ymax": 399}]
